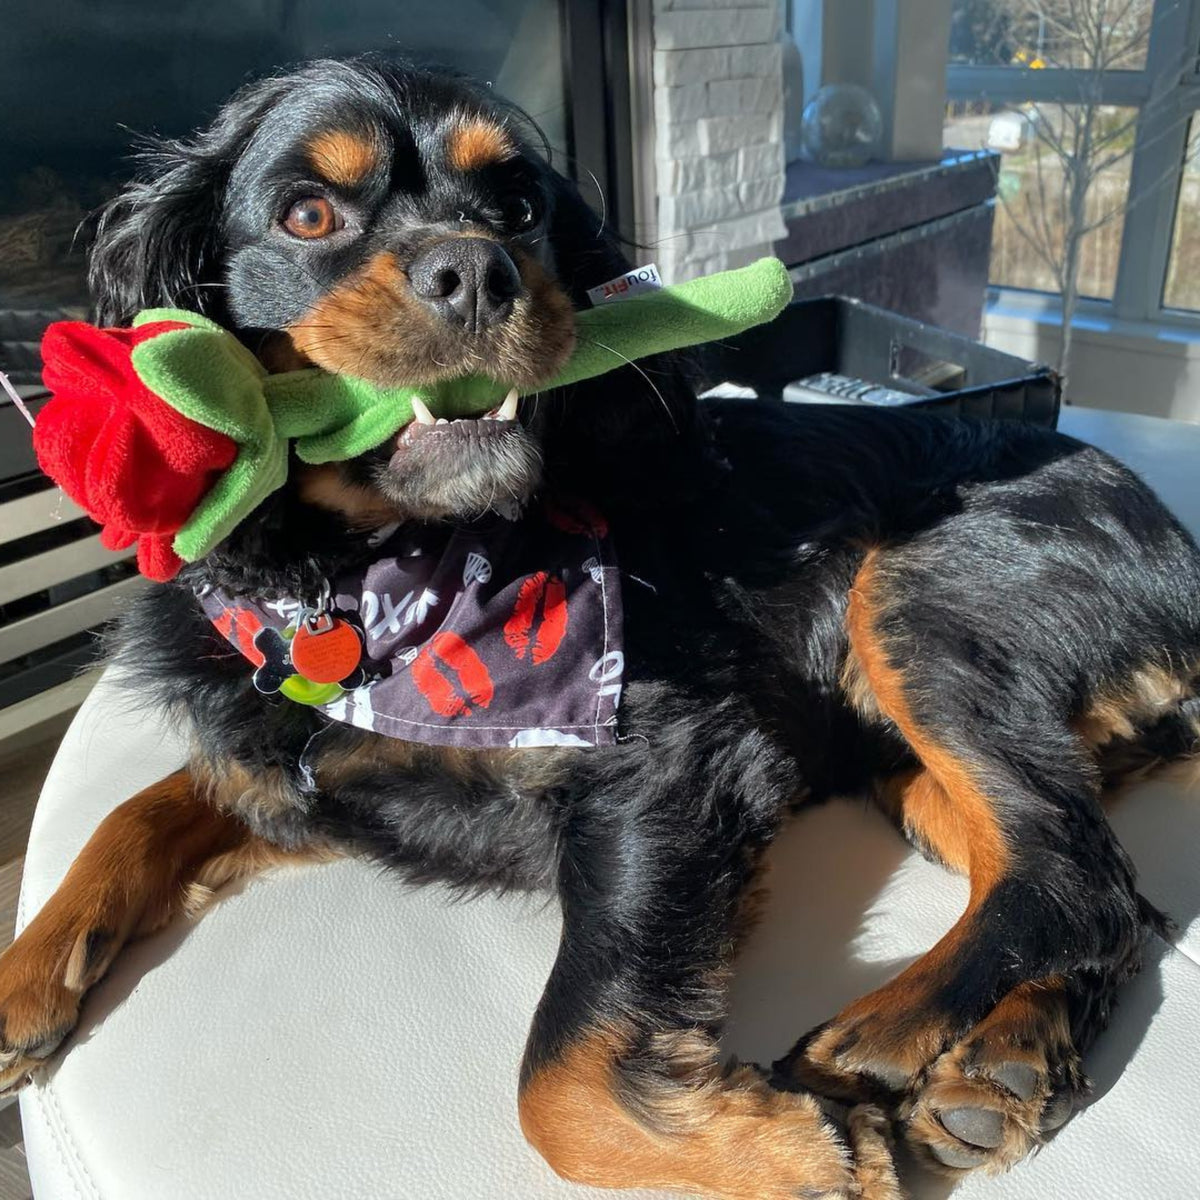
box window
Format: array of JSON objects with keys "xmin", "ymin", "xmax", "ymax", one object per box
[
  {"xmin": 945, "ymin": 0, "xmax": 1200, "ymax": 324},
  {"xmin": 1164, "ymin": 116, "xmax": 1200, "ymax": 310},
  {"xmin": 949, "ymin": 0, "xmax": 1155, "ymax": 70},
  {"xmin": 945, "ymin": 101, "xmax": 1137, "ymax": 298}
]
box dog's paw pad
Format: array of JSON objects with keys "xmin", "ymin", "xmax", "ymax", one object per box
[
  {"xmin": 777, "ymin": 1010, "xmax": 952, "ymax": 1105},
  {"xmin": 1039, "ymin": 1090, "xmax": 1075, "ymax": 1132},
  {"xmin": 938, "ymin": 1105, "xmax": 1007, "ymax": 1149},
  {"xmin": 927, "ymin": 1138, "xmax": 993, "ymax": 1171},
  {"xmin": 986, "ymin": 1061, "xmax": 1039, "ymax": 1102}
]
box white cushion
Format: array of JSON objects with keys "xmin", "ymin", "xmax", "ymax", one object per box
[{"xmin": 19, "ymin": 408, "xmax": 1200, "ymax": 1199}]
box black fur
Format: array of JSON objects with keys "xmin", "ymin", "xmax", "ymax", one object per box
[{"xmin": 93, "ymin": 56, "xmax": 1200, "ymax": 1187}]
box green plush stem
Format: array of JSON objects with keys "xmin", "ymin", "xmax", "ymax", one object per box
[
  {"xmin": 548, "ymin": 261, "xmax": 794, "ymax": 391},
  {"xmin": 269, "ymin": 372, "xmax": 503, "ymax": 463},
  {"xmin": 135, "ymin": 256, "xmax": 791, "ymax": 562}
]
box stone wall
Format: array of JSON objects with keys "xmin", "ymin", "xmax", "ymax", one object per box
[{"xmin": 651, "ymin": 1, "xmax": 788, "ymax": 282}]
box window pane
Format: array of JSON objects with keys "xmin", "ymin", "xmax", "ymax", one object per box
[
  {"xmin": 945, "ymin": 101, "xmax": 1137, "ymax": 300},
  {"xmin": 1163, "ymin": 118, "xmax": 1200, "ymax": 311},
  {"xmin": 949, "ymin": 0, "xmax": 1153, "ymax": 70}
]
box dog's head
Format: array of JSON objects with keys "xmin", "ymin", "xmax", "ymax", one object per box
[{"xmin": 89, "ymin": 57, "xmax": 696, "ymax": 555}]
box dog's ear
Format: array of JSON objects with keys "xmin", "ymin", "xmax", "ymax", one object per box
[{"xmin": 87, "ymin": 77, "xmax": 291, "ymax": 326}]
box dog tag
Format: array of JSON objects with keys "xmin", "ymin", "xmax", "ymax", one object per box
[{"xmin": 290, "ymin": 614, "xmax": 362, "ymax": 684}]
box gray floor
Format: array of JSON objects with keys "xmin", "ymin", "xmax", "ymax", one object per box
[
  {"xmin": 0, "ymin": 1103, "xmax": 30, "ymax": 1200},
  {"xmin": 0, "ymin": 715, "xmax": 73, "ymax": 1200}
]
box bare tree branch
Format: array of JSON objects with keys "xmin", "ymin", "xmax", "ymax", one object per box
[
  {"xmin": 1089, "ymin": 114, "xmax": 1141, "ymax": 157},
  {"xmin": 1079, "ymin": 135, "xmax": 1200, "ymax": 233},
  {"xmin": 1009, "ymin": 184, "xmax": 1059, "ymax": 271},
  {"xmin": 976, "ymin": 0, "xmax": 1176, "ymax": 388},
  {"xmin": 1033, "ymin": 140, "xmax": 1064, "ymax": 260},
  {"xmin": 1092, "ymin": 102, "xmax": 1194, "ymax": 173}
]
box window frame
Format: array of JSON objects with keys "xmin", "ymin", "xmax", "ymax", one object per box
[
  {"xmin": 562, "ymin": 0, "xmax": 639, "ymax": 243},
  {"xmin": 944, "ymin": 0, "xmax": 1200, "ymax": 327}
]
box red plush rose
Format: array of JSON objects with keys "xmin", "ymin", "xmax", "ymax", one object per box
[{"xmin": 34, "ymin": 321, "xmax": 239, "ymax": 582}]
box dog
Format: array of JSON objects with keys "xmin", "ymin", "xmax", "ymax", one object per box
[{"xmin": 2, "ymin": 56, "xmax": 1198, "ymax": 1200}]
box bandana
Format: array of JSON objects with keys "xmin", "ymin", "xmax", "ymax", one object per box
[{"xmin": 198, "ymin": 501, "xmax": 623, "ymax": 749}]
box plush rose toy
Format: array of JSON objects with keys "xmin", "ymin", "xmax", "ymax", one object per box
[
  {"xmin": 35, "ymin": 320, "xmax": 239, "ymax": 580},
  {"xmin": 31, "ymin": 258, "xmax": 793, "ymax": 581}
]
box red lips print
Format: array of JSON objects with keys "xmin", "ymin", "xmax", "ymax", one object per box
[
  {"xmin": 504, "ymin": 572, "xmax": 568, "ymax": 665},
  {"xmin": 211, "ymin": 607, "xmax": 266, "ymax": 667},
  {"xmin": 411, "ymin": 631, "xmax": 495, "ymax": 717}
]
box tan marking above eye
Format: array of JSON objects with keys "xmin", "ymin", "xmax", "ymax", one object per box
[
  {"xmin": 446, "ymin": 119, "xmax": 515, "ymax": 172},
  {"xmin": 283, "ymin": 196, "xmax": 342, "ymax": 239},
  {"xmin": 306, "ymin": 129, "xmax": 382, "ymax": 188}
]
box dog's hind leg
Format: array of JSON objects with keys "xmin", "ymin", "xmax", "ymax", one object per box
[
  {"xmin": 0, "ymin": 767, "xmax": 324, "ymax": 1094},
  {"xmin": 777, "ymin": 546, "xmax": 1161, "ymax": 1176},
  {"xmin": 845, "ymin": 765, "xmax": 1142, "ymax": 1175},
  {"xmin": 852, "ymin": 658, "xmax": 1199, "ymax": 1175}
]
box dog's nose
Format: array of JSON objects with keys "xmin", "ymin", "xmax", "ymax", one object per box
[{"xmin": 408, "ymin": 238, "xmax": 522, "ymax": 331}]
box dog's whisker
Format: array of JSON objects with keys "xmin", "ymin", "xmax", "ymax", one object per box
[{"xmin": 573, "ymin": 334, "xmax": 678, "ymax": 433}]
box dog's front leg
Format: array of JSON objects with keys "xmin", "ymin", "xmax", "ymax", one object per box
[
  {"xmin": 517, "ymin": 768, "xmax": 901, "ymax": 1200},
  {"xmin": 0, "ymin": 767, "xmax": 317, "ymax": 1093}
]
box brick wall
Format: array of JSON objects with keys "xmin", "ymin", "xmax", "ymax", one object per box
[{"xmin": 652, "ymin": 0, "xmax": 788, "ymax": 282}]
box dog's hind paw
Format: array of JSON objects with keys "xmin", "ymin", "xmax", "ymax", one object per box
[
  {"xmin": 845, "ymin": 1104, "xmax": 904, "ymax": 1200},
  {"xmin": 901, "ymin": 982, "xmax": 1085, "ymax": 1176}
]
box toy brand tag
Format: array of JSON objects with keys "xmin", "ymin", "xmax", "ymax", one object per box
[{"xmin": 587, "ymin": 264, "xmax": 663, "ymax": 306}]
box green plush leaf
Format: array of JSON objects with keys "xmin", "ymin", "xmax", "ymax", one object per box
[
  {"xmin": 133, "ymin": 308, "xmax": 229, "ymax": 335},
  {"xmin": 132, "ymin": 325, "xmax": 270, "ymax": 444},
  {"xmin": 129, "ymin": 318, "xmax": 284, "ymax": 563}
]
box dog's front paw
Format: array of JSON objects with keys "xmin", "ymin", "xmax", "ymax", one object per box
[{"xmin": 0, "ymin": 926, "xmax": 96, "ymax": 1093}]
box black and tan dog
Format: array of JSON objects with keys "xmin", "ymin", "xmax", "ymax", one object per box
[{"xmin": 2, "ymin": 57, "xmax": 1197, "ymax": 1199}]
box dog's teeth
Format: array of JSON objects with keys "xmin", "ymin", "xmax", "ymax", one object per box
[
  {"xmin": 411, "ymin": 397, "xmax": 436, "ymax": 425},
  {"xmin": 436, "ymin": 418, "xmax": 449, "ymax": 425},
  {"xmin": 499, "ymin": 388, "xmax": 520, "ymax": 421}
]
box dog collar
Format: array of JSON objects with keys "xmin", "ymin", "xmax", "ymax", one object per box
[{"xmin": 199, "ymin": 500, "xmax": 623, "ymax": 750}]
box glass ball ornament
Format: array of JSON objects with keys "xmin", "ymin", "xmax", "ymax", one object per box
[{"xmin": 800, "ymin": 84, "xmax": 884, "ymax": 169}]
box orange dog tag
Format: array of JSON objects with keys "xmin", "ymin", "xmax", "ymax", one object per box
[{"xmin": 290, "ymin": 616, "xmax": 362, "ymax": 683}]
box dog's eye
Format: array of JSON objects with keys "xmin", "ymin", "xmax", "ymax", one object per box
[
  {"xmin": 504, "ymin": 193, "xmax": 540, "ymax": 233},
  {"xmin": 282, "ymin": 197, "xmax": 343, "ymax": 239}
]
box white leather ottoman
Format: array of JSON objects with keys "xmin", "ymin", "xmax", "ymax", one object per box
[{"xmin": 17, "ymin": 408, "xmax": 1200, "ymax": 1200}]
